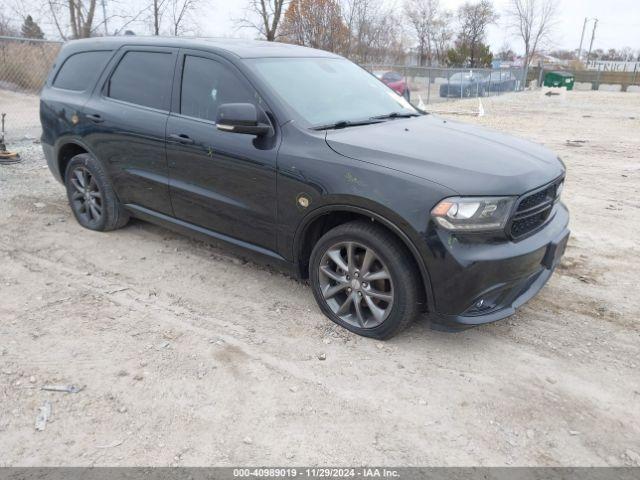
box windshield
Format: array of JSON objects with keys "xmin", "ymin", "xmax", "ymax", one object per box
[{"xmin": 247, "ymin": 57, "xmax": 416, "ymax": 128}]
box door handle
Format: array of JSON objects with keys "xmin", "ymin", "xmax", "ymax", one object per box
[
  {"xmin": 168, "ymin": 133, "xmax": 194, "ymax": 145},
  {"xmin": 85, "ymin": 113, "xmax": 104, "ymax": 123}
]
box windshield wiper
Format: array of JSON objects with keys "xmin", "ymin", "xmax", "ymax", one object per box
[
  {"xmin": 371, "ymin": 112, "xmax": 422, "ymax": 120},
  {"xmin": 311, "ymin": 118, "xmax": 386, "ymax": 131}
]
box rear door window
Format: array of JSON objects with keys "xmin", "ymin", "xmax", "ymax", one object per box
[
  {"xmin": 53, "ymin": 50, "xmax": 112, "ymax": 91},
  {"xmin": 107, "ymin": 51, "xmax": 175, "ymax": 111}
]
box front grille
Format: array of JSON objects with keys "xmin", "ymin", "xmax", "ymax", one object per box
[
  {"xmin": 518, "ymin": 184, "xmax": 555, "ymax": 211},
  {"xmin": 509, "ymin": 180, "xmax": 561, "ymax": 239}
]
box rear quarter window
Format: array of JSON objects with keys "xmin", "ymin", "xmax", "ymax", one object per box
[{"xmin": 53, "ymin": 50, "xmax": 113, "ymax": 91}]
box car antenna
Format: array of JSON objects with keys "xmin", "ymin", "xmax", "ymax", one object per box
[{"xmin": 0, "ymin": 113, "xmax": 22, "ymax": 164}]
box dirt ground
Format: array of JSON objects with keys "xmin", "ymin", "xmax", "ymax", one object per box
[
  {"xmin": 0, "ymin": 89, "xmax": 41, "ymax": 142},
  {"xmin": 0, "ymin": 90, "xmax": 639, "ymax": 467}
]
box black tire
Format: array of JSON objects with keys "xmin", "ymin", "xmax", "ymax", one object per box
[
  {"xmin": 64, "ymin": 153, "xmax": 129, "ymax": 231},
  {"xmin": 309, "ymin": 220, "xmax": 420, "ymax": 339}
]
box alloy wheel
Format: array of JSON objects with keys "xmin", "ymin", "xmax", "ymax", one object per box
[
  {"xmin": 318, "ymin": 241, "xmax": 394, "ymax": 329},
  {"xmin": 69, "ymin": 166, "xmax": 103, "ymax": 223}
]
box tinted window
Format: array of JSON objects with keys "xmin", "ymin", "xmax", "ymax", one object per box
[
  {"xmin": 108, "ymin": 51, "xmax": 174, "ymax": 110},
  {"xmin": 53, "ymin": 51, "xmax": 112, "ymax": 91},
  {"xmin": 180, "ymin": 55, "xmax": 256, "ymax": 122}
]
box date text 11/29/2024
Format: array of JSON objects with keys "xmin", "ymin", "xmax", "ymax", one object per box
[{"xmin": 233, "ymin": 468, "xmax": 400, "ymax": 478}]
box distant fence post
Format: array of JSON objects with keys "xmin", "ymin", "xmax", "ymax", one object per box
[
  {"xmin": 538, "ymin": 65, "xmax": 544, "ymax": 88},
  {"xmin": 426, "ymin": 68, "xmax": 431, "ymax": 105}
]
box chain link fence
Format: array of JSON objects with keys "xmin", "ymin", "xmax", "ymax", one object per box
[
  {"xmin": 0, "ymin": 36, "xmax": 62, "ymax": 142},
  {"xmin": 363, "ymin": 65, "xmax": 527, "ymax": 108},
  {"xmin": 531, "ymin": 65, "xmax": 640, "ymax": 92},
  {"xmin": 2, "ymin": 34, "xmax": 637, "ymax": 146}
]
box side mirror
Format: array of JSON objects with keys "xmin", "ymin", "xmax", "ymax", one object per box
[{"xmin": 216, "ymin": 103, "xmax": 270, "ymax": 136}]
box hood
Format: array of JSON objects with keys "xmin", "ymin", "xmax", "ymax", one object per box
[{"xmin": 325, "ymin": 115, "xmax": 564, "ymax": 196}]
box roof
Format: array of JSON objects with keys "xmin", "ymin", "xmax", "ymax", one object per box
[{"xmin": 61, "ymin": 36, "xmax": 340, "ymax": 60}]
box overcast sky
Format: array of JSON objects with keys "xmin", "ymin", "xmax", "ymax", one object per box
[
  {"xmin": 15, "ymin": 0, "xmax": 640, "ymax": 53},
  {"xmin": 193, "ymin": 0, "xmax": 639, "ymax": 54}
]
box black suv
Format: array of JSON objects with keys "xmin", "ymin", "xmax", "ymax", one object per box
[{"xmin": 41, "ymin": 37, "xmax": 569, "ymax": 339}]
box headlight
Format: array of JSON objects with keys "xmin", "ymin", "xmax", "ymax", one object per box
[{"xmin": 431, "ymin": 196, "xmax": 516, "ymax": 232}]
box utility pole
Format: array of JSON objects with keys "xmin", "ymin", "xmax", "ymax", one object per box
[
  {"xmin": 153, "ymin": 0, "xmax": 160, "ymax": 35},
  {"xmin": 101, "ymin": 0, "xmax": 108, "ymax": 35},
  {"xmin": 586, "ymin": 18, "xmax": 598, "ymax": 67},
  {"xmin": 577, "ymin": 17, "xmax": 588, "ymax": 61}
]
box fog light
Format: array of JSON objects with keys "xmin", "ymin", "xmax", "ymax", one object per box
[{"xmin": 468, "ymin": 297, "xmax": 496, "ymax": 314}]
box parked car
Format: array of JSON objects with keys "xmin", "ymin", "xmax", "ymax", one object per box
[
  {"xmin": 41, "ymin": 38, "xmax": 569, "ymax": 339},
  {"xmin": 440, "ymin": 71, "xmax": 488, "ymax": 98},
  {"xmin": 487, "ymin": 70, "xmax": 518, "ymax": 92},
  {"xmin": 374, "ymin": 70, "xmax": 410, "ymax": 101}
]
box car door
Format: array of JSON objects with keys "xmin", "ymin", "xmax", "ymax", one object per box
[
  {"xmin": 83, "ymin": 47, "xmax": 177, "ymax": 216},
  {"xmin": 166, "ymin": 50, "xmax": 279, "ymax": 252}
]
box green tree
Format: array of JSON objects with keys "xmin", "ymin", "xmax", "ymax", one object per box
[
  {"xmin": 456, "ymin": 0, "xmax": 497, "ymax": 67},
  {"xmin": 21, "ymin": 15, "xmax": 45, "ymax": 39},
  {"xmin": 446, "ymin": 39, "xmax": 493, "ymax": 67}
]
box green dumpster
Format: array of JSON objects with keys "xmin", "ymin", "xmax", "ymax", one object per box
[{"xmin": 543, "ymin": 71, "xmax": 575, "ymax": 90}]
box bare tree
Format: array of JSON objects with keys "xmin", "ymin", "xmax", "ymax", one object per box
[
  {"xmin": 110, "ymin": 3, "xmax": 155, "ymax": 35},
  {"xmin": 403, "ymin": 0, "xmax": 438, "ymax": 66},
  {"xmin": 237, "ymin": 0, "xmax": 288, "ymax": 41},
  {"xmin": 506, "ymin": 0, "xmax": 558, "ymax": 69},
  {"xmin": 68, "ymin": 0, "xmax": 98, "ymax": 38},
  {"xmin": 168, "ymin": 0, "xmax": 199, "ymax": 35},
  {"xmin": 497, "ymin": 41, "xmax": 516, "ymax": 61},
  {"xmin": 341, "ymin": 0, "xmax": 400, "ymax": 62},
  {"xmin": 0, "ymin": 13, "xmax": 19, "ymax": 36},
  {"xmin": 430, "ymin": 9, "xmax": 453, "ymax": 65},
  {"xmin": 47, "ymin": 0, "xmax": 98, "ymax": 39},
  {"xmin": 148, "ymin": 0, "xmax": 168, "ymax": 35},
  {"xmin": 457, "ymin": 0, "xmax": 498, "ymax": 67}
]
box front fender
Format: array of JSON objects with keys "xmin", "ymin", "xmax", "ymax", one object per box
[{"xmin": 292, "ymin": 201, "xmax": 437, "ymax": 310}]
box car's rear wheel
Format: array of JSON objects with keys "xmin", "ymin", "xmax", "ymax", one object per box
[
  {"xmin": 64, "ymin": 153, "xmax": 129, "ymax": 231},
  {"xmin": 309, "ymin": 221, "xmax": 420, "ymax": 339}
]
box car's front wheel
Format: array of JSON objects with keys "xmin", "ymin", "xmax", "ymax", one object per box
[
  {"xmin": 64, "ymin": 153, "xmax": 129, "ymax": 231},
  {"xmin": 309, "ymin": 221, "xmax": 420, "ymax": 339}
]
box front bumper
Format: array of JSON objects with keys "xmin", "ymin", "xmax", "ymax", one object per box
[{"xmin": 428, "ymin": 202, "xmax": 570, "ymax": 330}]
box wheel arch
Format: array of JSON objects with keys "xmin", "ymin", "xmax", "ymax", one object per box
[
  {"xmin": 294, "ymin": 205, "xmax": 434, "ymax": 311},
  {"xmin": 55, "ymin": 138, "xmax": 96, "ymax": 180}
]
